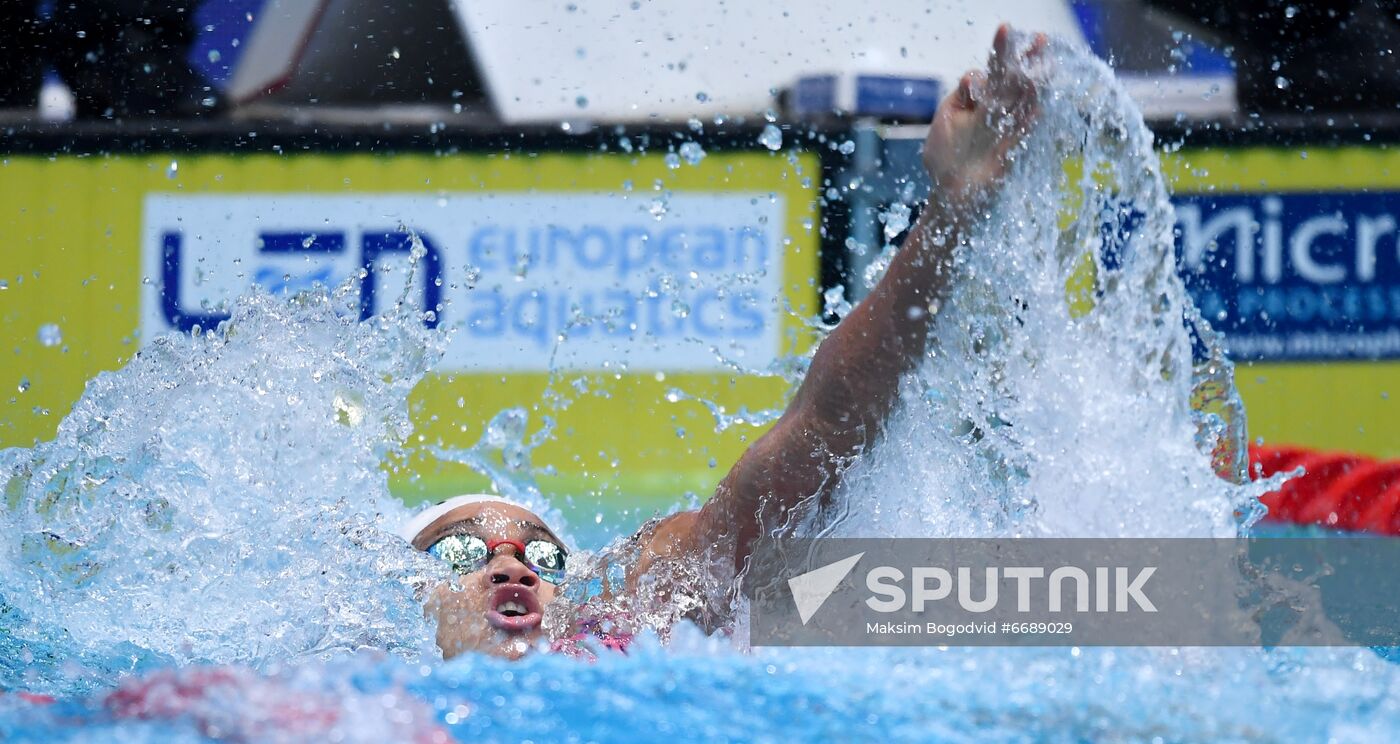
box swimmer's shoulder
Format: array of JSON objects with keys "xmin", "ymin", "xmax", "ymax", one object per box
[
  {"xmin": 626, "ymin": 509, "xmax": 703, "ymax": 581},
  {"xmin": 629, "ymin": 509, "xmax": 700, "ymax": 550}
]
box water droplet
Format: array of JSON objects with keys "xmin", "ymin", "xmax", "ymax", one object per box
[
  {"xmin": 575, "ymin": 95, "xmax": 589, "ymax": 109},
  {"xmin": 166, "ymin": 160, "xmax": 178, "ymax": 179},
  {"xmin": 208, "ymin": 49, "xmax": 221, "ymax": 64},
  {"xmin": 678, "ymin": 141, "xmax": 706, "ymax": 165},
  {"xmin": 823, "ymin": 285, "xmax": 852, "ymax": 319},
  {"xmin": 1274, "ymin": 76, "xmax": 1290, "ymax": 90},
  {"xmin": 838, "ymin": 139, "xmax": 856, "ymax": 155},
  {"xmin": 695, "ymin": 91, "xmax": 709, "ymax": 102},
  {"xmin": 17, "ymin": 377, "xmax": 30, "ymax": 393},
  {"xmin": 648, "ymin": 198, "xmax": 669, "ymax": 220},
  {"xmin": 0, "ymin": 279, "xmax": 8, "ymax": 290},
  {"xmin": 757, "ymin": 124, "xmax": 783, "ymax": 151},
  {"xmin": 880, "ymin": 203, "xmax": 912, "ymax": 241},
  {"xmin": 664, "ymin": 152, "xmax": 682, "ymax": 169},
  {"xmin": 37, "ymin": 323, "xmax": 62, "ymax": 347},
  {"xmin": 670, "ymin": 298, "xmax": 690, "ymax": 318},
  {"xmin": 657, "ymin": 273, "xmax": 678, "ymax": 295}
]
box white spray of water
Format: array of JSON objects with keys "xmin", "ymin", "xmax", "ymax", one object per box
[
  {"xmin": 0, "ymin": 284, "xmax": 451, "ymax": 693},
  {"xmin": 816, "ymin": 33, "xmax": 1264, "ymax": 541}
]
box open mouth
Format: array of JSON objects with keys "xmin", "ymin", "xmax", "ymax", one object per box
[{"xmin": 485, "ymin": 586, "xmax": 543, "ymax": 633}]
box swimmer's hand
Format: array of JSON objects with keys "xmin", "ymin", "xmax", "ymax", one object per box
[{"xmin": 923, "ymin": 24, "xmax": 1046, "ymax": 216}]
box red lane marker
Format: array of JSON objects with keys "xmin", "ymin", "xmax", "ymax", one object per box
[{"xmin": 1250, "ymin": 444, "xmax": 1400, "ymax": 535}]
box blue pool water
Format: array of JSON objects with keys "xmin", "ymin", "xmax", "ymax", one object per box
[
  {"xmin": 6, "ymin": 639, "xmax": 1399, "ymax": 742},
  {"xmin": 4, "ymin": 31, "xmax": 1400, "ymax": 742}
]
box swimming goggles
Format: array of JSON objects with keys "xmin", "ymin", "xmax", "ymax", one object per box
[{"xmin": 427, "ymin": 533, "xmax": 568, "ymax": 585}]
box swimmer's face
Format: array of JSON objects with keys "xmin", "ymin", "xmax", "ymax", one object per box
[{"xmin": 412, "ymin": 501, "xmax": 565, "ymax": 660}]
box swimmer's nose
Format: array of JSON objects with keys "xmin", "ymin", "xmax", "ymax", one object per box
[{"xmin": 487, "ymin": 548, "xmax": 539, "ymax": 588}]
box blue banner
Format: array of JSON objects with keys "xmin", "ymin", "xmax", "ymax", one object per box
[{"xmin": 1173, "ymin": 192, "xmax": 1400, "ymax": 361}]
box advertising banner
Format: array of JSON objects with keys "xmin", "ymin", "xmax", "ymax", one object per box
[
  {"xmin": 142, "ymin": 192, "xmax": 785, "ymax": 372},
  {"xmin": 0, "ymin": 149, "xmax": 820, "ymax": 506},
  {"xmin": 1176, "ymin": 191, "xmax": 1400, "ymax": 362},
  {"xmin": 1164, "ymin": 146, "xmax": 1400, "ymax": 458}
]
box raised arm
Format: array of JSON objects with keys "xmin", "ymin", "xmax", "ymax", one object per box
[{"xmin": 636, "ymin": 25, "xmax": 1046, "ymax": 585}]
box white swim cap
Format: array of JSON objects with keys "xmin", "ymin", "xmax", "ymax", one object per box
[{"xmin": 396, "ymin": 493, "xmax": 529, "ymax": 543}]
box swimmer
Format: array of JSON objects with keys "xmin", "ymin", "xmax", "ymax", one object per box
[{"xmin": 404, "ymin": 25, "xmax": 1048, "ymax": 659}]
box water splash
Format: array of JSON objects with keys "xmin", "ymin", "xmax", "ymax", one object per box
[
  {"xmin": 0, "ymin": 285, "xmax": 451, "ymax": 695},
  {"xmin": 814, "ymin": 32, "xmax": 1271, "ymax": 542},
  {"xmin": 662, "ymin": 387, "xmax": 783, "ymax": 434},
  {"xmin": 426, "ymin": 407, "xmax": 564, "ymax": 531}
]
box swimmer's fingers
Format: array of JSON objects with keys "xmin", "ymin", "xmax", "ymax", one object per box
[
  {"xmin": 992, "ymin": 36, "xmax": 1045, "ymax": 166},
  {"xmin": 956, "ymin": 70, "xmax": 989, "ymax": 111},
  {"xmin": 1015, "ymin": 32, "xmax": 1049, "ymax": 101},
  {"xmin": 1013, "ymin": 36, "xmax": 1046, "ymax": 132},
  {"xmin": 989, "ymin": 23, "xmax": 1013, "ymax": 80},
  {"xmin": 992, "ymin": 31, "xmax": 1045, "ymax": 134},
  {"xmin": 988, "ymin": 24, "xmax": 1039, "ymax": 82},
  {"xmin": 988, "ymin": 28, "xmax": 1046, "ymax": 105},
  {"xmin": 1025, "ymin": 32, "xmax": 1049, "ymax": 63}
]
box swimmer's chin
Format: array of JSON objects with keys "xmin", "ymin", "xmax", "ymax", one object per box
[
  {"xmin": 486, "ymin": 621, "xmax": 546, "ymax": 660},
  {"xmin": 441, "ymin": 632, "xmax": 540, "ymax": 661},
  {"xmin": 495, "ymin": 636, "xmax": 534, "ymax": 660}
]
